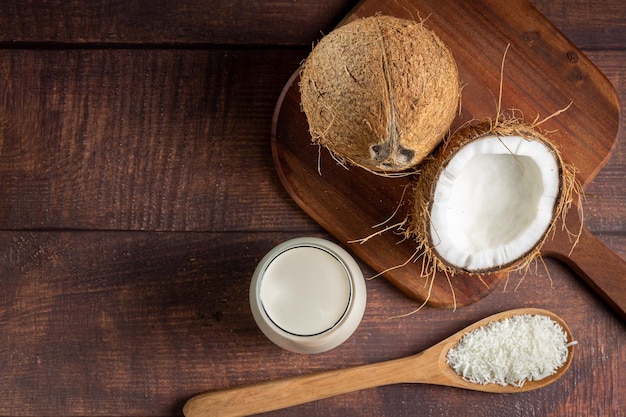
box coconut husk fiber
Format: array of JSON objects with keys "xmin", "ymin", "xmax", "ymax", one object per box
[
  {"xmin": 409, "ymin": 117, "xmax": 581, "ymax": 277},
  {"xmin": 300, "ymin": 15, "xmax": 460, "ymax": 173}
]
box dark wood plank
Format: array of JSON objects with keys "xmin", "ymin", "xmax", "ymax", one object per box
[
  {"xmin": 582, "ymin": 51, "xmax": 626, "ymax": 234},
  {"xmin": 0, "ymin": 231, "xmax": 286, "ymax": 415},
  {"xmin": 0, "ymin": 0, "xmax": 357, "ymax": 46},
  {"xmin": 0, "ymin": 230, "xmax": 623, "ymax": 416},
  {"xmin": 0, "ymin": 1, "xmax": 623, "ymax": 50},
  {"xmin": 532, "ymin": 0, "xmax": 626, "ymax": 49},
  {"xmin": 0, "ymin": 48, "xmax": 318, "ymax": 232}
]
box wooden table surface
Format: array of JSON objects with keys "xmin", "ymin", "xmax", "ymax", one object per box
[{"xmin": 0, "ymin": 1, "xmax": 624, "ymax": 416}]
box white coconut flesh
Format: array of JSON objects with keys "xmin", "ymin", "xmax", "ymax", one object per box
[{"xmin": 429, "ymin": 135, "xmax": 560, "ymax": 271}]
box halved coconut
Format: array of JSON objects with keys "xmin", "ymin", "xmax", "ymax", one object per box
[
  {"xmin": 300, "ymin": 15, "xmax": 460, "ymax": 173},
  {"xmin": 410, "ymin": 119, "xmax": 578, "ymax": 275}
]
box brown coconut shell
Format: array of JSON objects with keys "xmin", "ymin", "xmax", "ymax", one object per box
[
  {"xmin": 409, "ymin": 118, "xmax": 580, "ymax": 276},
  {"xmin": 300, "ymin": 15, "xmax": 460, "ymax": 173}
]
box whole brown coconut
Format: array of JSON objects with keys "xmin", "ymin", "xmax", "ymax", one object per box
[{"xmin": 300, "ymin": 15, "xmax": 460, "ymax": 173}]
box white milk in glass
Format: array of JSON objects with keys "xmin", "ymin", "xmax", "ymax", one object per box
[
  {"xmin": 250, "ymin": 237, "xmax": 366, "ymax": 354},
  {"xmin": 260, "ymin": 246, "xmax": 351, "ymax": 335}
]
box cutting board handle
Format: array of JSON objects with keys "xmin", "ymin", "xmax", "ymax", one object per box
[{"xmin": 543, "ymin": 207, "xmax": 626, "ymax": 321}]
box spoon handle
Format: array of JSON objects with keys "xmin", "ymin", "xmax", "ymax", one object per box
[
  {"xmin": 183, "ymin": 356, "xmax": 415, "ymax": 417},
  {"xmin": 543, "ymin": 207, "xmax": 626, "ymax": 321}
]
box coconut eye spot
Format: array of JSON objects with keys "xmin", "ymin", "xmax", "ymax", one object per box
[
  {"xmin": 429, "ymin": 135, "xmax": 560, "ymax": 271},
  {"xmin": 370, "ymin": 143, "xmax": 415, "ymax": 169},
  {"xmin": 370, "ymin": 143, "xmax": 388, "ymax": 161},
  {"xmin": 398, "ymin": 147, "xmax": 415, "ymax": 164}
]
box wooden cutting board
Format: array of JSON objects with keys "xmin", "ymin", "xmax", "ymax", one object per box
[{"xmin": 271, "ymin": 0, "xmax": 622, "ymax": 310}]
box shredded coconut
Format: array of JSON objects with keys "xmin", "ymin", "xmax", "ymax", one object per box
[{"xmin": 446, "ymin": 314, "xmax": 576, "ymax": 387}]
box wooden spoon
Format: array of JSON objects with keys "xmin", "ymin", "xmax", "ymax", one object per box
[{"xmin": 183, "ymin": 308, "xmax": 575, "ymax": 417}]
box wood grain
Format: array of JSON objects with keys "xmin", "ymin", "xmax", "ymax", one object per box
[
  {"xmin": 0, "ymin": 1, "xmax": 624, "ymax": 416},
  {"xmin": 542, "ymin": 207, "xmax": 626, "ymax": 320},
  {"xmin": 532, "ymin": 0, "xmax": 626, "ymax": 49},
  {"xmin": 0, "ymin": 0, "xmax": 357, "ymax": 46},
  {"xmin": 0, "ymin": 1, "xmax": 623, "ymax": 49},
  {"xmin": 0, "ymin": 48, "xmax": 312, "ymax": 231}
]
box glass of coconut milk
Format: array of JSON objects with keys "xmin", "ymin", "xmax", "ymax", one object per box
[{"xmin": 250, "ymin": 237, "xmax": 366, "ymax": 354}]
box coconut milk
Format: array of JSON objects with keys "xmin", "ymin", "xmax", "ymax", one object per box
[
  {"xmin": 250, "ymin": 237, "xmax": 366, "ymax": 354},
  {"xmin": 260, "ymin": 246, "xmax": 351, "ymax": 336}
]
